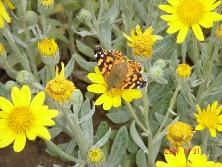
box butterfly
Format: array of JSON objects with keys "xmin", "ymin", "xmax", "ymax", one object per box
[{"xmin": 94, "ymin": 46, "xmax": 146, "ymax": 90}]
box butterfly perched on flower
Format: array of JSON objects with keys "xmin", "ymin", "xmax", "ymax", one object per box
[{"xmin": 94, "ymin": 46, "xmax": 146, "ymax": 90}]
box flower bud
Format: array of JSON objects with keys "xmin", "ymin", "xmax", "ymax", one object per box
[
  {"xmin": 16, "ymin": 70, "xmax": 35, "ymax": 85},
  {"xmin": 154, "ymin": 59, "xmax": 166, "ymax": 68},
  {"xmin": 38, "ymin": 0, "xmax": 54, "ymax": 14},
  {"xmin": 25, "ymin": 11, "xmax": 39, "ymax": 25},
  {"xmin": 77, "ymin": 9, "xmax": 92, "ymax": 23}
]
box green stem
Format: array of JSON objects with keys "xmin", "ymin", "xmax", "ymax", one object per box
[
  {"xmin": 2, "ymin": 29, "xmax": 31, "ymax": 72},
  {"xmin": 65, "ymin": 112, "xmax": 89, "ymax": 159},
  {"xmin": 66, "ymin": 11, "xmax": 75, "ymax": 55},
  {"xmin": 2, "ymin": 60, "xmax": 18, "ymax": 79},
  {"xmin": 154, "ymin": 80, "xmax": 182, "ymax": 140},
  {"xmin": 201, "ymin": 130, "xmax": 209, "ymax": 154},
  {"xmin": 192, "ymin": 35, "xmax": 201, "ymax": 79},
  {"xmin": 40, "ymin": 14, "xmax": 47, "ymax": 35},
  {"xmin": 18, "ymin": 0, "xmax": 38, "ymax": 78},
  {"xmin": 126, "ymin": 102, "xmax": 148, "ymax": 134},
  {"xmin": 45, "ymin": 140, "xmax": 85, "ymax": 163}
]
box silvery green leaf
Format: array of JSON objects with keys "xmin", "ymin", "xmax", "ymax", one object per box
[
  {"xmin": 72, "ymin": 27, "xmax": 96, "ymax": 37},
  {"xmin": 150, "ymin": 139, "xmax": 162, "ymax": 163},
  {"xmin": 100, "ymin": 19, "xmax": 112, "ymax": 49},
  {"xmin": 136, "ymin": 149, "xmax": 147, "ymax": 167},
  {"xmin": 64, "ymin": 55, "xmax": 75, "ymax": 78},
  {"xmin": 106, "ymin": 108, "xmax": 131, "ymax": 124},
  {"xmin": 49, "ymin": 127, "xmax": 63, "ymax": 138},
  {"xmin": 107, "ymin": 127, "xmax": 128, "ymax": 167},
  {"xmin": 76, "ymin": 40, "xmax": 95, "ymax": 59},
  {"xmin": 127, "ymin": 135, "xmax": 139, "ymax": 153},
  {"xmin": 96, "ymin": 121, "xmax": 109, "ymax": 140},
  {"xmin": 80, "ymin": 99, "xmax": 94, "ymax": 147},
  {"xmin": 78, "ymin": 104, "xmax": 95, "ymax": 124},
  {"xmin": 130, "ymin": 121, "xmax": 148, "ymax": 154},
  {"xmin": 72, "ymin": 89, "xmax": 83, "ymax": 113},
  {"xmin": 74, "ymin": 53, "xmax": 96, "ymax": 72},
  {"xmin": 57, "ymin": 139, "xmax": 76, "ymax": 154},
  {"xmin": 13, "ymin": 34, "xmax": 28, "ymax": 48},
  {"xmin": 93, "ymin": 128, "xmax": 111, "ymax": 148},
  {"xmin": 154, "ymin": 77, "xmax": 168, "ymax": 84},
  {"xmin": 133, "ymin": 0, "xmax": 148, "ymax": 23},
  {"xmin": 102, "ymin": 0, "xmax": 120, "ymax": 23}
]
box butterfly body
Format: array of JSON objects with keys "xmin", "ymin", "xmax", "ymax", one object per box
[{"xmin": 94, "ymin": 46, "xmax": 146, "ymax": 90}]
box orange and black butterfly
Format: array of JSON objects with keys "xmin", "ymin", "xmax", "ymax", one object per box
[{"xmin": 94, "ymin": 46, "xmax": 146, "ymax": 90}]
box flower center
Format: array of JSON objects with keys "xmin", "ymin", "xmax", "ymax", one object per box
[
  {"xmin": 201, "ymin": 111, "xmax": 219, "ymax": 128},
  {"xmin": 133, "ymin": 36, "xmax": 153, "ymax": 55},
  {"xmin": 7, "ymin": 107, "xmax": 34, "ymax": 133},
  {"xmin": 177, "ymin": 0, "xmax": 205, "ymax": 26}
]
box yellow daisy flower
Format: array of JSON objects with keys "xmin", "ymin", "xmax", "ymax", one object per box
[
  {"xmin": 87, "ymin": 67, "xmax": 142, "ymax": 110},
  {"xmin": 166, "ymin": 121, "xmax": 193, "ymax": 147},
  {"xmin": 0, "ymin": 0, "xmax": 15, "ymax": 28},
  {"xmin": 195, "ymin": 101, "xmax": 222, "ymax": 137},
  {"xmin": 123, "ymin": 24, "xmax": 162, "ymax": 58},
  {"xmin": 87, "ymin": 148, "xmax": 105, "ymax": 165},
  {"xmin": 156, "ymin": 146, "xmax": 212, "ymax": 167},
  {"xmin": 45, "ymin": 62, "xmax": 76, "ymax": 103},
  {"xmin": 159, "ymin": 0, "xmax": 222, "ymax": 43},
  {"xmin": 0, "ymin": 85, "xmax": 58, "ymax": 152},
  {"xmin": 176, "ymin": 64, "xmax": 192, "ymax": 78},
  {"xmin": 38, "ymin": 38, "xmax": 58, "ymax": 57}
]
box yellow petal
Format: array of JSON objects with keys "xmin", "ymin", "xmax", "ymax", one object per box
[
  {"xmin": 195, "ymin": 124, "xmax": 205, "ymax": 131},
  {"xmin": 4, "ymin": 0, "xmax": 15, "ymax": 9},
  {"xmin": 199, "ymin": 15, "xmax": 213, "ymax": 28},
  {"xmin": 176, "ymin": 147, "xmax": 187, "ymax": 165},
  {"xmin": 13, "ymin": 132, "xmax": 26, "ymax": 152},
  {"xmin": 192, "ymin": 24, "xmax": 204, "ymax": 41},
  {"xmin": 0, "ymin": 132, "xmax": 15, "ymax": 148},
  {"xmin": 135, "ymin": 24, "xmax": 142, "ymax": 36},
  {"xmin": 206, "ymin": 12, "xmax": 222, "ymax": 22},
  {"xmin": 166, "ymin": 21, "xmax": 182, "ymax": 34},
  {"xmin": 35, "ymin": 126, "xmax": 51, "ymax": 140},
  {"xmin": 87, "ymin": 84, "xmax": 106, "ymax": 93},
  {"xmin": 122, "ymin": 89, "xmax": 142, "ymax": 102},
  {"xmin": 211, "ymin": 101, "xmax": 218, "ymax": 112},
  {"xmin": 167, "ymin": 0, "xmax": 179, "ymax": 7},
  {"xmin": 0, "ymin": 96, "xmax": 13, "ymax": 112},
  {"xmin": 188, "ymin": 146, "xmax": 202, "ymax": 161},
  {"xmin": 160, "ymin": 15, "xmax": 177, "ymax": 21},
  {"xmin": 159, "ymin": 5, "xmax": 176, "ymax": 13},
  {"xmin": 11, "ymin": 86, "xmax": 21, "ymax": 106},
  {"xmin": 123, "ymin": 33, "xmax": 132, "ymax": 42},
  {"xmin": 30, "ymin": 91, "xmax": 45, "ymax": 108},
  {"xmin": 26, "ymin": 128, "xmax": 36, "ymax": 140},
  {"xmin": 112, "ymin": 96, "xmax": 121, "ymax": 107},
  {"xmin": 156, "ymin": 161, "xmax": 168, "ymax": 167},
  {"xmin": 0, "ymin": 0, "xmax": 11, "ymax": 23},
  {"xmin": 176, "ymin": 27, "xmax": 189, "ymax": 43},
  {"xmin": 196, "ymin": 104, "xmax": 202, "ymax": 114},
  {"xmin": 95, "ymin": 93, "xmax": 108, "ymax": 105},
  {"xmin": 103, "ymin": 96, "xmax": 113, "ymax": 110},
  {"xmin": 0, "ymin": 16, "xmax": 4, "ymax": 28},
  {"xmin": 209, "ymin": 128, "xmax": 216, "ymax": 137},
  {"xmin": 216, "ymin": 125, "xmax": 222, "ymax": 131},
  {"xmin": 206, "ymin": 1, "xmax": 221, "ymax": 11},
  {"xmin": 20, "ymin": 85, "xmax": 31, "ymax": 107}
]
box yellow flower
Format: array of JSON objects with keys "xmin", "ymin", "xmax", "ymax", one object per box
[
  {"xmin": 176, "ymin": 64, "xmax": 192, "ymax": 78},
  {"xmin": 87, "ymin": 148, "xmax": 105, "ymax": 165},
  {"xmin": 194, "ymin": 101, "xmax": 222, "ymax": 137},
  {"xmin": 156, "ymin": 146, "xmax": 213, "ymax": 167},
  {"xmin": 159, "ymin": 0, "xmax": 222, "ymax": 43},
  {"xmin": 0, "ymin": 43, "xmax": 5, "ymax": 55},
  {"xmin": 166, "ymin": 121, "xmax": 193, "ymax": 147},
  {"xmin": 45, "ymin": 62, "xmax": 76, "ymax": 103},
  {"xmin": 39, "ymin": 0, "xmax": 54, "ymax": 8},
  {"xmin": 0, "ymin": 85, "xmax": 58, "ymax": 152},
  {"xmin": 0, "ymin": 0, "xmax": 15, "ymax": 28},
  {"xmin": 87, "ymin": 67, "xmax": 142, "ymax": 110},
  {"xmin": 38, "ymin": 38, "xmax": 58, "ymax": 57},
  {"xmin": 216, "ymin": 26, "xmax": 222, "ymax": 38},
  {"xmin": 123, "ymin": 24, "xmax": 162, "ymax": 58}
]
